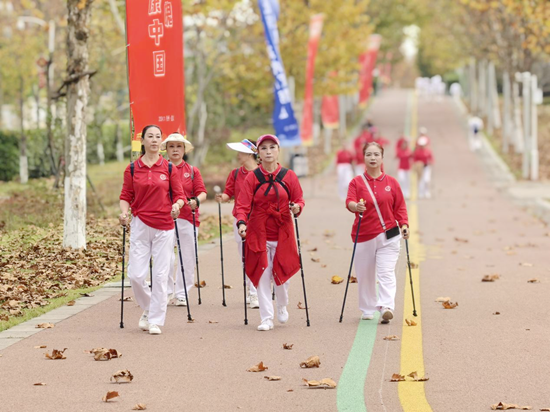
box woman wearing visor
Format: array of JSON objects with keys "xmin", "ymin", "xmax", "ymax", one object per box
[{"xmin": 216, "ymin": 139, "xmax": 260, "ymax": 309}]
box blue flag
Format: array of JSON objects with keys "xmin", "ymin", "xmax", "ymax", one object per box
[{"xmin": 258, "ymin": 0, "xmax": 301, "ymax": 147}]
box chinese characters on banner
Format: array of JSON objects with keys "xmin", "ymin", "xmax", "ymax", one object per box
[
  {"xmin": 301, "ymin": 14, "xmax": 324, "ymax": 147},
  {"xmin": 359, "ymin": 34, "xmax": 381, "ymax": 108},
  {"xmin": 126, "ymin": 0, "xmax": 186, "ymax": 152},
  {"xmin": 258, "ymin": 0, "xmax": 301, "ymax": 147}
]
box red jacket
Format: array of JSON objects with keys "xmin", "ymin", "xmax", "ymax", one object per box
[
  {"xmin": 412, "ymin": 147, "xmax": 433, "ymax": 166},
  {"xmin": 346, "ymin": 173, "xmax": 408, "ymax": 242},
  {"xmin": 223, "ymin": 166, "xmax": 256, "ymax": 218},
  {"xmin": 120, "ymin": 156, "xmax": 187, "ymax": 231},
  {"xmin": 235, "ymin": 164, "xmax": 305, "ymax": 287},
  {"xmin": 174, "ymin": 162, "xmax": 207, "ymax": 227},
  {"xmin": 396, "ymin": 148, "xmax": 412, "ymax": 171},
  {"xmin": 336, "ymin": 149, "xmax": 354, "ymax": 164}
]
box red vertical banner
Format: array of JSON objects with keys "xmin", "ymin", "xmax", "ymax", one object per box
[
  {"xmin": 126, "ymin": 0, "xmax": 186, "ymax": 152},
  {"xmin": 301, "ymin": 14, "xmax": 324, "ymax": 147},
  {"xmin": 321, "ymin": 95, "xmax": 339, "ymax": 129},
  {"xmin": 359, "ymin": 34, "xmax": 381, "ymax": 108}
]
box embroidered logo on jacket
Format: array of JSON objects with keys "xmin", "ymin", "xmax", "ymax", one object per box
[
  {"xmin": 160, "ymin": 174, "xmax": 167, "ymax": 180},
  {"xmin": 385, "ymin": 186, "xmax": 391, "ymax": 191},
  {"xmin": 184, "ymin": 173, "xmax": 190, "ymax": 178}
]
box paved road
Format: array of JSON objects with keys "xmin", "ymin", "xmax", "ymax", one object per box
[{"xmin": 1, "ymin": 89, "xmax": 549, "ymax": 412}]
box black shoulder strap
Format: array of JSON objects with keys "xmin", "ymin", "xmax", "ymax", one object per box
[
  {"xmin": 234, "ymin": 168, "xmax": 239, "ymax": 181},
  {"xmin": 275, "ymin": 168, "xmax": 290, "ymax": 198},
  {"xmin": 130, "ymin": 161, "xmax": 134, "ymax": 178},
  {"xmin": 168, "ymin": 161, "xmax": 173, "ymax": 201},
  {"xmin": 168, "ymin": 161, "xmax": 172, "ymax": 175}
]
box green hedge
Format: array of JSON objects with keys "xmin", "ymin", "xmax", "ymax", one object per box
[{"xmin": 0, "ymin": 131, "xmax": 19, "ymax": 181}]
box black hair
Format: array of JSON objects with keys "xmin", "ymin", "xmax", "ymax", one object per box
[
  {"xmin": 249, "ymin": 139, "xmax": 259, "ymax": 162},
  {"xmin": 140, "ymin": 124, "xmax": 162, "ymax": 155}
]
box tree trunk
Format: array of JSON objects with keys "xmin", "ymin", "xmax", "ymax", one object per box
[
  {"xmin": 19, "ymin": 75, "xmax": 28, "ymax": 184},
  {"xmin": 115, "ymin": 122, "xmax": 124, "ymax": 162},
  {"xmin": 46, "ymin": 56, "xmax": 58, "ymax": 176},
  {"xmin": 64, "ymin": 0, "xmax": 93, "ymax": 249}
]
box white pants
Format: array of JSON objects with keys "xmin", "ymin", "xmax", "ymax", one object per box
[
  {"xmin": 469, "ymin": 131, "xmax": 482, "ymax": 151},
  {"xmin": 233, "ymin": 219, "xmax": 257, "ymax": 296},
  {"xmin": 257, "ymin": 241, "xmax": 290, "ymax": 323},
  {"xmin": 337, "ymin": 164, "xmax": 354, "ymax": 201},
  {"xmin": 168, "ymin": 219, "xmax": 197, "ymax": 299},
  {"xmin": 354, "ymin": 232, "xmax": 401, "ymax": 316},
  {"xmin": 128, "ymin": 216, "xmax": 174, "ymax": 326},
  {"xmin": 418, "ymin": 165, "xmax": 432, "ymax": 199},
  {"xmin": 397, "ymin": 169, "xmax": 411, "ymax": 199}
]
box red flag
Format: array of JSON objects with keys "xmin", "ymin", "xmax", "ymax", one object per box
[
  {"xmin": 321, "ymin": 95, "xmax": 339, "ymax": 129},
  {"xmin": 301, "ymin": 14, "xmax": 324, "ymax": 146},
  {"xmin": 126, "ymin": 0, "xmax": 186, "ymax": 151},
  {"xmin": 359, "ymin": 34, "xmax": 381, "ymax": 108}
]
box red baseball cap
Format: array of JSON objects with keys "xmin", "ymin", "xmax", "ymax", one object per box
[{"xmin": 256, "ymin": 134, "xmax": 280, "ymax": 147}]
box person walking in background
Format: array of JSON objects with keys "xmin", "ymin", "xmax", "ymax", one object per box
[
  {"xmin": 235, "ymin": 134, "xmax": 305, "ymax": 331},
  {"xmin": 336, "ymin": 143, "xmax": 355, "ymax": 201},
  {"xmin": 468, "ymin": 115, "xmax": 484, "ymax": 151},
  {"xmin": 119, "ymin": 125, "xmax": 187, "ymax": 335},
  {"xmin": 346, "ymin": 142, "xmax": 409, "ymax": 324},
  {"xmin": 412, "ymin": 136, "xmax": 434, "ymax": 199},
  {"xmin": 396, "ymin": 137, "xmax": 412, "ymax": 199},
  {"xmin": 216, "ymin": 139, "xmax": 260, "ymax": 309},
  {"xmin": 163, "ymin": 133, "xmax": 207, "ymax": 307},
  {"xmin": 354, "ymin": 123, "xmax": 373, "ymax": 175}
]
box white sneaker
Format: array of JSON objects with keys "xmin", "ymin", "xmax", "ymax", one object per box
[
  {"xmin": 257, "ymin": 319, "xmax": 274, "ymax": 331},
  {"xmin": 149, "ymin": 324, "xmax": 161, "ymax": 335},
  {"xmin": 361, "ymin": 314, "xmax": 374, "ymax": 320},
  {"xmin": 246, "ymin": 294, "xmax": 251, "ymax": 304},
  {"xmin": 249, "ymin": 294, "xmax": 259, "ymax": 309},
  {"xmin": 277, "ymin": 306, "xmax": 289, "ymax": 324},
  {"xmin": 380, "ymin": 308, "xmax": 393, "ymax": 324},
  {"xmin": 138, "ymin": 311, "xmax": 149, "ymax": 331},
  {"xmin": 175, "ymin": 297, "xmax": 187, "ymax": 306}
]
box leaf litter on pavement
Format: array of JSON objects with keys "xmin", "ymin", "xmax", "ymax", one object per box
[
  {"xmin": 300, "ymin": 356, "xmax": 320, "ymax": 368},
  {"xmin": 247, "ymin": 362, "xmax": 268, "ymax": 372},
  {"xmin": 45, "ymin": 348, "xmax": 67, "ymax": 360},
  {"xmin": 490, "ymin": 402, "xmax": 532, "ymax": 410},
  {"xmin": 110, "ymin": 369, "xmax": 134, "ymax": 383},
  {"xmin": 331, "ymin": 276, "xmax": 344, "ymax": 284},
  {"xmin": 302, "ymin": 378, "xmax": 337, "ymax": 389},
  {"xmin": 102, "ymin": 391, "xmax": 119, "ymax": 402}
]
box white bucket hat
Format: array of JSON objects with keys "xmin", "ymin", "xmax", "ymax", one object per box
[
  {"xmin": 226, "ymin": 139, "xmax": 258, "ymax": 154},
  {"xmin": 417, "ymin": 136, "xmax": 429, "ymax": 146},
  {"xmin": 161, "ymin": 133, "xmax": 194, "ymax": 153}
]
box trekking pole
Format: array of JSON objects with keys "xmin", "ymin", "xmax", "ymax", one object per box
[
  {"xmin": 242, "ymin": 239, "xmax": 248, "ymax": 325},
  {"xmin": 120, "ymin": 226, "xmax": 126, "ymax": 329},
  {"xmin": 149, "ymin": 258, "xmax": 153, "ymax": 290},
  {"xmin": 272, "ymin": 285, "xmax": 275, "ymax": 301},
  {"xmin": 339, "ymin": 200, "xmax": 364, "ymax": 323},
  {"xmin": 291, "ymin": 204, "xmax": 310, "ymax": 327},
  {"xmin": 405, "ymin": 238, "xmax": 418, "ymax": 317},
  {"xmin": 191, "ymin": 209, "xmax": 202, "ymax": 305},
  {"xmin": 214, "ymin": 186, "xmax": 227, "ymax": 307},
  {"xmin": 174, "ymin": 221, "xmax": 193, "ymax": 321}
]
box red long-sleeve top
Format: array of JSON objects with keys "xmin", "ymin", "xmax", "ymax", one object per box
[
  {"xmin": 412, "ymin": 147, "xmax": 434, "ymax": 166},
  {"xmin": 346, "ymin": 173, "xmax": 408, "ymax": 243},
  {"xmin": 223, "ymin": 166, "xmax": 256, "ymax": 218},
  {"xmin": 174, "ymin": 162, "xmax": 207, "ymax": 227},
  {"xmin": 235, "ymin": 164, "xmax": 305, "ymax": 287},
  {"xmin": 120, "ymin": 156, "xmax": 187, "ymax": 231},
  {"xmin": 354, "ymin": 132, "xmax": 371, "ymax": 164},
  {"xmin": 396, "ymin": 148, "xmax": 412, "ymax": 171},
  {"xmin": 336, "ymin": 149, "xmax": 354, "ymax": 165}
]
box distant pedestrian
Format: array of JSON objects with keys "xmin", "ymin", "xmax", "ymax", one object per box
[
  {"xmin": 119, "ymin": 125, "xmax": 187, "ymax": 335},
  {"xmin": 346, "ymin": 142, "xmax": 409, "ymax": 324},
  {"xmin": 336, "ymin": 144, "xmax": 355, "ymax": 201},
  {"xmin": 396, "ymin": 137, "xmax": 412, "ymax": 199},
  {"xmin": 354, "ymin": 123, "xmax": 372, "ymax": 175},
  {"xmin": 216, "ymin": 139, "xmax": 260, "ymax": 309},
  {"xmin": 235, "ymin": 134, "xmax": 305, "ymax": 331},
  {"xmin": 412, "ymin": 136, "xmax": 434, "ymax": 199},
  {"xmin": 468, "ymin": 116, "xmax": 484, "ymax": 151},
  {"xmin": 164, "ymin": 133, "xmax": 207, "ymax": 307}
]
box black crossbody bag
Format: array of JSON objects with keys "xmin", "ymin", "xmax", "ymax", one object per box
[{"xmin": 360, "ymin": 174, "xmax": 400, "ymax": 240}]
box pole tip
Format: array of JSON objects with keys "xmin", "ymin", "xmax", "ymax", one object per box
[
  {"xmin": 244, "ymin": 320, "xmax": 248, "ymax": 325},
  {"xmin": 413, "ymin": 311, "xmax": 418, "ymax": 317},
  {"xmin": 119, "ymin": 323, "xmax": 124, "ymax": 328}
]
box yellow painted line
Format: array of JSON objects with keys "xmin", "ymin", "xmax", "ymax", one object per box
[{"xmin": 398, "ymin": 91, "xmax": 433, "ymax": 411}]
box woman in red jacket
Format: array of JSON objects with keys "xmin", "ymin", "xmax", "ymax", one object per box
[
  {"xmin": 346, "ymin": 142, "xmax": 409, "ymax": 324},
  {"xmin": 119, "ymin": 125, "xmax": 187, "ymax": 335},
  {"xmin": 235, "ymin": 134, "xmax": 305, "ymax": 331},
  {"xmin": 163, "ymin": 133, "xmax": 207, "ymax": 307},
  {"xmin": 215, "ymin": 139, "xmax": 260, "ymax": 309}
]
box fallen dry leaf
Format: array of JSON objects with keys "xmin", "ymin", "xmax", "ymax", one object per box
[
  {"xmin": 442, "ymin": 301, "xmax": 458, "ymax": 309},
  {"xmin": 66, "ymin": 300, "xmax": 75, "ymax": 306},
  {"xmin": 93, "ymin": 348, "xmax": 122, "ymax": 361},
  {"xmin": 321, "ymin": 264, "xmax": 327, "ymax": 268},
  {"xmin": 454, "ymin": 237, "xmax": 469, "ymax": 243},
  {"xmin": 36, "ymin": 323, "xmax": 54, "ymax": 329},
  {"xmin": 33, "ymin": 383, "xmax": 46, "ymax": 386},
  {"xmin": 264, "ymin": 376, "xmax": 281, "ymax": 381},
  {"xmin": 520, "ymin": 262, "xmax": 533, "ymax": 267},
  {"xmin": 132, "ymin": 404, "xmax": 147, "ymax": 411},
  {"xmin": 331, "ymin": 276, "xmax": 344, "ymax": 284},
  {"xmin": 493, "ymin": 312, "xmax": 501, "ymax": 315},
  {"xmin": 410, "ymin": 262, "xmax": 419, "ymax": 269},
  {"xmin": 383, "ymin": 335, "xmax": 400, "ymax": 341},
  {"xmin": 247, "ymin": 362, "xmax": 268, "ymax": 372},
  {"xmin": 490, "ymin": 402, "xmax": 532, "ymax": 410},
  {"xmin": 208, "ymin": 320, "xmax": 219, "ymax": 324},
  {"xmin": 300, "ymin": 356, "xmax": 321, "ymax": 368},
  {"xmin": 287, "ymin": 389, "xmax": 294, "ymax": 392},
  {"xmin": 405, "ymin": 319, "xmax": 417, "ymax": 326},
  {"xmin": 540, "ymin": 408, "xmax": 550, "ymax": 411},
  {"xmin": 302, "ymin": 378, "xmax": 337, "ymax": 389},
  {"xmin": 102, "ymin": 391, "xmax": 119, "ymax": 402},
  {"xmin": 527, "ymin": 278, "xmax": 539, "ymax": 283},
  {"xmin": 482, "ymin": 274, "xmax": 501, "ymax": 282},
  {"xmin": 390, "ymin": 373, "xmax": 405, "ymax": 382},
  {"xmin": 110, "ymin": 369, "xmax": 134, "ymax": 383},
  {"xmin": 349, "ymin": 276, "xmax": 357, "ymax": 283},
  {"xmin": 435, "ymin": 296, "xmax": 451, "ymax": 302},
  {"xmin": 194, "ymin": 280, "xmax": 207, "ymax": 288},
  {"xmin": 223, "ymin": 284, "xmax": 232, "ymax": 289},
  {"xmin": 34, "ymin": 345, "xmax": 47, "ymax": 349},
  {"xmin": 297, "ymin": 302, "xmax": 309, "ymax": 310},
  {"xmin": 45, "ymin": 348, "xmax": 67, "ymax": 360},
  {"xmin": 119, "ymin": 296, "xmax": 133, "ymax": 302},
  {"xmin": 308, "ymin": 247, "xmax": 318, "ymax": 252},
  {"xmin": 408, "ymin": 371, "xmax": 429, "ymax": 382},
  {"xmin": 80, "ymin": 293, "xmax": 94, "ymax": 297},
  {"xmin": 283, "ymin": 343, "xmax": 293, "ymax": 350},
  {"xmin": 311, "ymin": 257, "xmax": 321, "ymax": 263}
]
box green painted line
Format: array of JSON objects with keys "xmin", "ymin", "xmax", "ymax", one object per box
[{"xmin": 336, "ymin": 313, "xmax": 380, "ymax": 412}]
